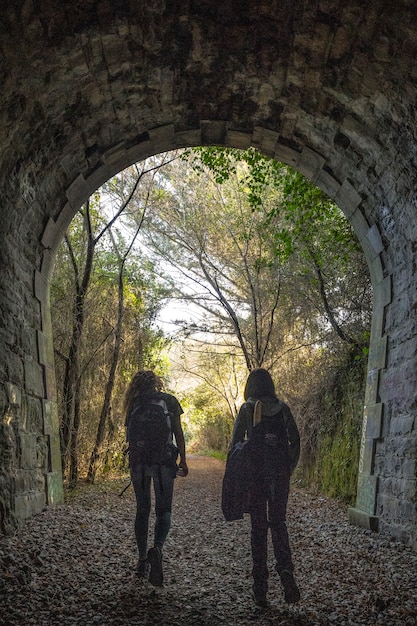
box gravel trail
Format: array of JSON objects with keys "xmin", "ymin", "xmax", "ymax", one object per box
[{"xmin": 1, "ymin": 456, "xmax": 416, "ymax": 625}]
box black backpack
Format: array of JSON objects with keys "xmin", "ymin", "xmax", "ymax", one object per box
[
  {"xmin": 126, "ymin": 397, "xmax": 175, "ymax": 467},
  {"xmin": 246, "ymin": 410, "xmax": 290, "ymax": 480}
]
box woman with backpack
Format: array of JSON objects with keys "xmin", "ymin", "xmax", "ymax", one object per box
[
  {"xmin": 124, "ymin": 370, "xmax": 188, "ymax": 587},
  {"xmin": 231, "ymin": 368, "xmax": 300, "ymax": 608}
]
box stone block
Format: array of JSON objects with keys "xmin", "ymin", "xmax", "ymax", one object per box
[
  {"xmin": 24, "ymin": 355, "xmax": 44, "ymax": 398},
  {"xmin": 37, "ymin": 330, "xmax": 47, "ymax": 366},
  {"xmin": 356, "ymin": 472, "xmax": 378, "ymax": 514},
  {"xmin": 66, "ymin": 173, "xmax": 89, "ymax": 210},
  {"xmin": 315, "ymin": 169, "xmax": 340, "ymax": 199},
  {"xmin": 55, "ymin": 202, "xmax": 77, "ymax": 238},
  {"xmin": 43, "ymin": 399, "xmax": 59, "ymax": 435},
  {"xmin": 34, "ymin": 269, "xmax": 48, "ymax": 304},
  {"xmin": 377, "ymin": 493, "xmax": 402, "ymax": 522},
  {"xmin": 365, "ymin": 403, "xmax": 383, "ymax": 438},
  {"xmin": 252, "ymin": 126, "xmax": 279, "ymax": 156},
  {"xmin": 102, "ymin": 141, "xmax": 127, "ymax": 166},
  {"xmin": 46, "ymin": 471, "xmax": 64, "ymax": 506},
  {"xmin": 400, "ymin": 458, "xmax": 416, "ymax": 479},
  {"xmin": 174, "ymin": 129, "xmax": 202, "ymax": 148},
  {"xmin": 369, "ymin": 307, "xmax": 384, "ymax": 347},
  {"xmin": 36, "ymin": 436, "xmax": 49, "ymax": 471},
  {"xmin": 366, "ymin": 223, "xmax": 384, "ymax": 257},
  {"xmin": 41, "ymin": 218, "xmax": 61, "ymax": 252},
  {"xmin": 368, "ymin": 255, "xmax": 384, "ymax": 287},
  {"xmin": 40, "ymin": 324, "xmax": 53, "ymax": 363},
  {"xmin": 14, "ymin": 491, "xmax": 46, "ymax": 522},
  {"xmin": 389, "ymin": 416, "xmax": 415, "ymax": 436},
  {"xmin": 335, "ymin": 179, "xmax": 361, "ymax": 218},
  {"xmin": 349, "ymin": 207, "xmax": 370, "ymax": 242},
  {"xmin": 40, "ymin": 249, "xmax": 55, "ymax": 281},
  {"xmin": 380, "ymin": 477, "xmax": 416, "ymax": 501},
  {"xmin": 149, "ymin": 124, "xmax": 175, "ymax": 152},
  {"xmin": 19, "ymin": 433, "xmax": 37, "ymax": 469},
  {"xmin": 27, "ymin": 396, "xmax": 42, "ymax": 432},
  {"xmin": 359, "ymin": 437, "xmax": 375, "ymax": 474},
  {"xmin": 367, "ymin": 335, "xmax": 387, "ymax": 372},
  {"xmin": 124, "ymin": 140, "xmax": 153, "ymax": 167},
  {"xmin": 49, "ymin": 434, "xmax": 62, "ymax": 472},
  {"xmin": 13, "ymin": 470, "xmax": 31, "ymax": 493},
  {"xmin": 6, "ymin": 351, "xmax": 24, "ymax": 384},
  {"xmin": 80, "ymin": 163, "xmax": 112, "ymax": 199},
  {"xmin": 201, "ymin": 120, "xmax": 227, "ymax": 144},
  {"xmin": 348, "ymin": 507, "xmax": 379, "ymax": 531},
  {"xmin": 22, "ymin": 326, "xmax": 38, "ymax": 359},
  {"xmin": 297, "ymin": 146, "xmax": 326, "ymax": 181},
  {"xmin": 224, "ymin": 130, "xmax": 251, "ymax": 150},
  {"xmin": 404, "ymin": 479, "xmax": 417, "ymax": 502},
  {"xmin": 274, "ymin": 142, "xmax": 299, "ymax": 167},
  {"xmin": 365, "ymin": 367, "xmax": 379, "ymax": 405},
  {"xmin": 44, "ymin": 363, "xmax": 57, "ymax": 400},
  {"xmin": 374, "ymin": 275, "xmax": 391, "ymax": 308}
]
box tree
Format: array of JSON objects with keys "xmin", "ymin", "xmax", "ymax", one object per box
[
  {"xmin": 137, "ymin": 148, "xmax": 371, "ymax": 374},
  {"xmin": 139, "ymin": 154, "xmax": 289, "ymax": 370},
  {"xmin": 86, "ymin": 174, "xmax": 151, "ymax": 483},
  {"xmin": 52, "ymin": 158, "xmax": 176, "ymax": 484},
  {"xmin": 269, "ymin": 168, "xmax": 372, "ymax": 351}
]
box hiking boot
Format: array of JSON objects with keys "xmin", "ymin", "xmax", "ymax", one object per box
[
  {"xmin": 147, "ymin": 546, "xmax": 163, "ymax": 587},
  {"xmin": 135, "ymin": 558, "xmax": 149, "ymax": 579},
  {"xmin": 280, "ymin": 570, "xmax": 300, "ymax": 604},
  {"xmin": 252, "ymin": 590, "xmax": 269, "ymax": 608},
  {"xmin": 252, "ymin": 584, "xmax": 269, "ymax": 608}
]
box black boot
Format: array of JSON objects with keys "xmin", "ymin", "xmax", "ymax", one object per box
[
  {"xmin": 280, "ymin": 570, "xmax": 300, "ymax": 604},
  {"xmin": 252, "ymin": 584, "xmax": 269, "ymax": 608},
  {"xmin": 147, "ymin": 546, "xmax": 163, "ymax": 587}
]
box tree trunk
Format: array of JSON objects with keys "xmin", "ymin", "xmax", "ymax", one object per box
[
  {"xmin": 60, "ymin": 203, "xmax": 94, "ymax": 480},
  {"xmin": 68, "ymin": 375, "xmax": 82, "ymax": 488},
  {"xmin": 87, "ymin": 262, "xmax": 125, "ymax": 483}
]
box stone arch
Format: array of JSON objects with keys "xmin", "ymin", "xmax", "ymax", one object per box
[
  {"xmin": 36, "ymin": 122, "xmax": 389, "ymax": 536},
  {"xmin": 1, "ymin": 1, "xmax": 416, "ymax": 548}
]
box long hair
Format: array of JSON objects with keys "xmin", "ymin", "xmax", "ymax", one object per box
[
  {"xmin": 244, "ymin": 368, "xmax": 276, "ymax": 400},
  {"xmin": 123, "ymin": 370, "xmax": 163, "ymax": 416}
]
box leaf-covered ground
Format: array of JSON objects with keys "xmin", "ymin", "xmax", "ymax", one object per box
[{"xmin": 1, "ymin": 456, "xmax": 416, "ymax": 625}]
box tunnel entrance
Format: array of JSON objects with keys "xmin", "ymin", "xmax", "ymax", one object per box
[{"xmin": 1, "ymin": 2, "xmax": 416, "ymax": 548}]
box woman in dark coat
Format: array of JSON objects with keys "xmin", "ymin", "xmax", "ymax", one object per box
[{"xmin": 231, "ymin": 368, "xmax": 300, "ymax": 607}]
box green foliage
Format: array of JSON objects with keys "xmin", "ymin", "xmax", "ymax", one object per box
[
  {"xmin": 180, "ymin": 384, "xmax": 233, "ymax": 454},
  {"xmin": 298, "ymin": 351, "xmax": 367, "ymax": 504},
  {"xmin": 317, "ymin": 424, "xmax": 360, "ymax": 503},
  {"xmin": 52, "ymin": 146, "xmax": 371, "ymax": 501},
  {"xmin": 185, "ymin": 145, "xmax": 283, "ymax": 211}
]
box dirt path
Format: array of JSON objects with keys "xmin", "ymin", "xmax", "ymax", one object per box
[{"xmin": 1, "ymin": 456, "xmax": 416, "ymax": 625}]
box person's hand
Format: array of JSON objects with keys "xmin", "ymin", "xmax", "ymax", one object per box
[{"xmin": 178, "ymin": 460, "xmax": 189, "ymax": 477}]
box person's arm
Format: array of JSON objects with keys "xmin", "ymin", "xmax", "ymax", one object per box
[
  {"xmin": 172, "ymin": 414, "xmax": 188, "ymax": 476},
  {"xmin": 163, "ymin": 392, "xmax": 189, "ymax": 476},
  {"xmin": 283, "ymin": 406, "xmax": 300, "ymax": 474}
]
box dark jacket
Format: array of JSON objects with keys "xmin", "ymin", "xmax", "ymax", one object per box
[
  {"xmin": 231, "ymin": 396, "xmax": 300, "ymax": 474},
  {"xmin": 222, "ymin": 396, "xmax": 300, "ymax": 521}
]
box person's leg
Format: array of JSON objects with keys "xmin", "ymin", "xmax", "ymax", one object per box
[
  {"xmin": 249, "ymin": 488, "xmax": 269, "ymax": 605},
  {"xmin": 268, "ymin": 475, "xmax": 300, "ymax": 603},
  {"xmin": 147, "ymin": 464, "xmax": 175, "ymax": 587},
  {"xmin": 153, "ymin": 464, "xmax": 175, "ymax": 548},
  {"xmin": 132, "ymin": 466, "xmax": 152, "ymax": 576}
]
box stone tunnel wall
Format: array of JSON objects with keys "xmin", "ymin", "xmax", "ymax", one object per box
[
  {"xmin": 0, "ymin": 209, "xmax": 62, "ymax": 533},
  {"xmin": 0, "ymin": 1, "xmax": 416, "ymax": 547}
]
